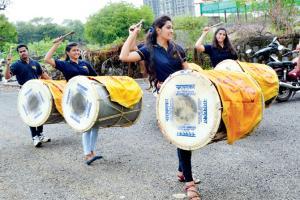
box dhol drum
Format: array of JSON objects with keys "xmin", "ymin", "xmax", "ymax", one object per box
[
  {"xmin": 18, "ymin": 80, "xmax": 66, "ymax": 127},
  {"xmin": 214, "ymin": 59, "xmax": 279, "ymax": 106},
  {"xmin": 62, "ymin": 76, "xmax": 142, "ymax": 132},
  {"xmin": 157, "ymin": 70, "xmax": 222, "ymax": 150},
  {"xmin": 156, "ymin": 70, "xmax": 264, "ymax": 150}
]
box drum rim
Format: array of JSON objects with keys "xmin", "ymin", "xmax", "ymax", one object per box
[
  {"xmin": 17, "ymin": 79, "xmax": 53, "ymax": 127},
  {"xmin": 215, "ymin": 59, "xmax": 244, "ymax": 72},
  {"xmin": 62, "ymin": 76, "xmax": 100, "ymax": 132},
  {"xmin": 156, "ymin": 69, "xmax": 222, "ymax": 150}
]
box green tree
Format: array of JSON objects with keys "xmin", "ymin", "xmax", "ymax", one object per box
[
  {"xmin": 248, "ymin": 0, "xmax": 299, "ymax": 33},
  {"xmin": 0, "ymin": 14, "xmax": 17, "ymax": 51},
  {"xmin": 15, "ymin": 21, "xmax": 36, "ymax": 44},
  {"xmin": 85, "ymin": 3, "xmax": 154, "ymax": 45},
  {"xmin": 173, "ymin": 16, "xmax": 208, "ymax": 48},
  {"xmin": 16, "ymin": 18, "xmax": 68, "ymax": 44},
  {"xmin": 28, "ymin": 39, "xmax": 67, "ymax": 61}
]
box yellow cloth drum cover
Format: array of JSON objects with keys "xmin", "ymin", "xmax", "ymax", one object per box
[
  {"xmin": 237, "ymin": 61, "xmax": 279, "ymax": 104},
  {"xmin": 89, "ymin": 76, "xmax": 143, "ymax": 108},
  {"xmin": 215, "ymin": 59, "xmax": 279, "ymax": 106},
  {"xmin": 202, "ymin": 70, "xmax": 264, "ymax": 144},
  {"xmin": 187, "ymin": 63, "xmax": 203, "ymax": 72},
  {"xmin": 42, "ymin": 80, "xmax": 66, "ymax": 116}
]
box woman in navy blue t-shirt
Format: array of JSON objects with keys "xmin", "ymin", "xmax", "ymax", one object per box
[
  {"xmin": 120, "ymin": 15, "xmax": 200, "ymax": 200},
  {"xmin": 195, "ymin": 26, "xmax": 238, "ymax": 67},
  {"xmin": 45, "ymin": 40, "xmax": 102, "ymax": 165}
]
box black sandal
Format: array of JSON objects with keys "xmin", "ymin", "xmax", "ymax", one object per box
[{"xmin": 86, "ymin": 155, "xmax": 103, "ymax": 165}]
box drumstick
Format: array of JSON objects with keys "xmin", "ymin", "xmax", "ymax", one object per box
[
  {"xmin": 9, "ymin": 46, "xmax": 13, "ymax": 55},
  {"xmin": 7, "ymin": 46, "xmax": 13, "ymax": 60},
  {"xmin": 52, "ymin": 31, "xmax": 75, "ymax": 43},
  {"xmin": 209, "ymin": 22, "xmax": 224, "ymax": 28},
  {"xmin": 129, "ymin": 19, "xmax": 144, "ymax": 31},
  {"xmin": 5, "ymin": 46, "xmax": 13, "ymax": 65}
]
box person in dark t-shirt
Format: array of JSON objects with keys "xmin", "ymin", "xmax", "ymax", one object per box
[
  {"xmin": 5, "ymin": 44, "xmax": 51, "ymax": 147},
  {"xmin": 195, "ymin": 27, "xmax": 238, "ymax": 67}
]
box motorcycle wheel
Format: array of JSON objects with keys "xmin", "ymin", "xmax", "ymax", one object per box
[{"xmin": 276, "ymin": 86, "xmax": 293, "ymax": 102}]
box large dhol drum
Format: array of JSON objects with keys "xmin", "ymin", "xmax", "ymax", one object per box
[
  {"xmin": 157, "ymin": 70, "xmax": 222, "ymax": 150},
  {"xmin": 62, "ymin": 76, "xmax": 142, "ymax": 132},
  {"xmin": 18, "ymin": 80, "xmax": 65, "ymax": 127},
  {"xmin": 215, "ymin": 59, "xmax": 279, "ymax": 106},
  {"xmin": 157, "ymin": 70, "xmax": 264, "ymax": 150}
]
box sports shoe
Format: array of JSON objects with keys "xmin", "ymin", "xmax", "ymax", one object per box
[
  {"xmin": 39, "ymin": 134, "xmax": 51, "ymax": 143},
  {"xmin": 33, "ymin": 136, "xmax": 42, "ymax": 147}
]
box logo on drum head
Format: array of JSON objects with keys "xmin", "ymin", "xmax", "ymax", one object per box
[
  {"xmin": 175, "ymin": 84, "xmax": 195, "ymax": 96},
  {"xmin": 165, "ymin": 99, "xmax": 173, "ymax": 122},
  {"xmin": 202, "ymin": 99, "xmax": 208, "ymax": 124},
  {"xmin": 176, "ymin": 125, "xmax": 196, "ymax": 138},
  {"xmin": 198, "ymin": 99, "xmax": 208, "ymax": 124},
  {"xmin": 177, "ymin": 131, "xmax": 196, "ymax": 137}
]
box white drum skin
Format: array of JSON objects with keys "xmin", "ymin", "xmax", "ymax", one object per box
[
  {"xmin": 214, "ymin": 59, "xmax": 243, "ymax": 72},
  {"xmin": 18, "ymin": 80, "xmax": 54, "ymax": 127}
]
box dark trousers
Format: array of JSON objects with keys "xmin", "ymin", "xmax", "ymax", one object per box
[
  {"xmin": 29, "ymin": 125, "xmax": 43, "ymax": 138},
  {"xmin": 177, "ymin": 148, "xmax": 193, "ymax": 182}
]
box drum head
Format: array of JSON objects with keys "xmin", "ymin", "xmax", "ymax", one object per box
[
  {"xmin": 18, "ymin": 80, "xmax": 53, "ymax": 127},
  {"xmin": 157, "ymin": 70, "xmax": 222, "ymax": 150},
  {"xmin": 62, "ymin": 76, "xmax": 100, "ymax": 132},
  {"xmin": 215, "ymin": 59, "xmax": 243, "ymax": 72}
]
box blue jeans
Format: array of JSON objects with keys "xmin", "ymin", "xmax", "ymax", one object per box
[
  {"xmin": 82, "ymin": 128, "xmax": 99, "ymax": 156},
  {"xmin": 29, "ymin": 125, "xmax": 43, "ymax": 138},
  {"xmin": 177, "ymin": 148, "xmax": 193, "ymax": 182}
]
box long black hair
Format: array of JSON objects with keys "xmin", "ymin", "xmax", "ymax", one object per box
[
  {"xmin": 145, "ymin": 15, "xmax": 183, "ymax": 89},
  {"xmin": 65, "ymin": 42, "xmax": 82, "ymax": 61},
  {"xmin": 212, "ymin": 27, "xmax": 237, "ymax": 56}
]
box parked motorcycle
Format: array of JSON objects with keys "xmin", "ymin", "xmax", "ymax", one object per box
[
  {"xmin": 268, "ymin": 51, "xmax": 300, "ymax": 102},
  {"xmin": 246, "ymin": 37, "xmax": 300, "ymax": 102},
  {"xmin": 245, "ymin": 37, "xmax": 290, "ymax": 63}
]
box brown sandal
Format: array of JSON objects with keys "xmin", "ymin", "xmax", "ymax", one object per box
[{"xmin": 185, "ymin": 184, "xmax": 201, "ymax": 200}]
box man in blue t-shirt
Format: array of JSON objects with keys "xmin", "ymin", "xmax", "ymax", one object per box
[{"xmin": 5, "ymin": 44, "xmax": 52, "ymax": 147}]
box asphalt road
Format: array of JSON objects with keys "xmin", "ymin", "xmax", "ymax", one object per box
[{"xmin": 0, "ymin": 82, "xmax": 299, "ymax": 200}]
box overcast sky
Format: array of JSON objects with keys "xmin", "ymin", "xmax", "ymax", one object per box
[{"xmin": 2, "ymin": 0, "xmax": 143, "ymax": 23}]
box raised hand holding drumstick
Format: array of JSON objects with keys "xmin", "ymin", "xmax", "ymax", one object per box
[
  {"xmin": 195, "ymin": 22, "xmax": 224, "ymax": 52},
  {"xmin": 128, "ymin": 19, "xmax": 144, "ymax": 35},
  {"xmin": 52, "ymin": 31, "xmax": 75, "ymax": 44},
  {"xmin": 195, "ymin": 22, "xmax": 238, "ymax": 67},
  {"xmin": 45, "ymin": 31, "xmax": 75, "ymax": 67},
  {"xmin": 4, "ymin": 46, "xmax": 14, "ymax": 80}
]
